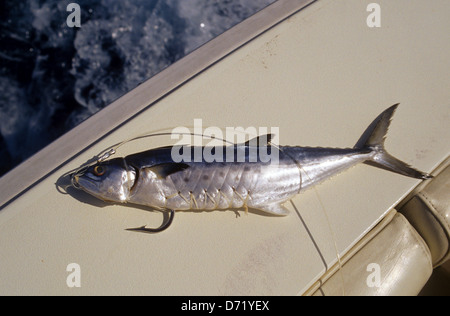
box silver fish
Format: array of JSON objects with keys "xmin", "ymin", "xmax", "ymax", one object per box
[{"xmin": 71, "ymin": 104, "xmax": 431, "ymax": 232}]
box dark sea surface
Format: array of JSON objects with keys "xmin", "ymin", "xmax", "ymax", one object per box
[{"xmin": 0, "ymin": 0, "xmax": 275, "ymax": 176}]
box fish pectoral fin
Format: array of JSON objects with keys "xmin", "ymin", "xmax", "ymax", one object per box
[
  {"xmin": 244, "ymin": 134, "xmax": 275, "ymax": 147},
  {"xmin": 257, "ymin": 203, "xmax": 290, "ymax": 216},
  {"xmin": 147, "ymin": 163, "xmax": 190, "ymax": 179}
]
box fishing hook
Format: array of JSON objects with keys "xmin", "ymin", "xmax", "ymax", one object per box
[{"xmin": 126, "ymin": 209, "xmax": 175, "ymax": 234}]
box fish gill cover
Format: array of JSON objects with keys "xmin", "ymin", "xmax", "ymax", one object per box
[{"xmin": 0, "ymin": 0, "xmax": 275, "ymax": 176}]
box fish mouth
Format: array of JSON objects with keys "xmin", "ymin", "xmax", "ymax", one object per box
[
  {"xmin": 70, "ymin": 172, "xmax": 106, "ymax": 202},
  {"xmin": 71, "ymin": 172, "xmax": 97, "ymax": 190},
  {"xmin": 70, "ymin": 166, "xmax": 93, "ymax": 190},
  {"xmin": 71, "ymin": 174, "xmax": 81, "ymax": 189}
]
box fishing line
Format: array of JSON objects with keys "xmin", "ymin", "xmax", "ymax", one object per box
[
  {"xmin": 309, "ymin": 184, "xmax": 345, "ymax": 296},
  {"xmin": 60, "ymin": 128, "xmax": 227, "ymax": 192},
  {"xmin": 67, "ymin": 127, "xmax": 238, "ymax": 179},
  {"xmin": 95, "ymin": 127, "xmax": 238, "ymax": 162},
  {"xmin": 70, "ymin": 128, "xmax": 346, "ymax": 294},
  {"xmin": 274, "ymin": 143, "xmax": 346, "ymax": 296}
]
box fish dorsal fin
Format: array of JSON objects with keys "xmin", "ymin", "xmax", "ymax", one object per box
[
  {"xmin": 147, "ymin": 163, "xmax": 190, "ymax": 179},
  {"xmin": 257, "ymin": 203, "xmax": 290, "ymax": 216},
  {"xmin": 244, "ymin": 134, "xmax": 275, "ymax": 147}
]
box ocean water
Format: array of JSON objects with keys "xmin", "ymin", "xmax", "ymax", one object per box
[{"xmin": 0, "ymin": 0, "xmax": 275, "ymax": 176}]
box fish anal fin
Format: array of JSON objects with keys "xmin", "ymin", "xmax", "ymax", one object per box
[
  {"xmin": 257, "ymin": 203, "xmax": 290, "ymax": 216},
  {"xmin": 147, "ymin": 163, "xmax": 189, "ymax": 179}
]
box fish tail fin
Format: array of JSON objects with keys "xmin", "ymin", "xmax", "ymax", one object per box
[{"xmin": 354, "ymin": 103, "xmax": 432, "ymax": 180}]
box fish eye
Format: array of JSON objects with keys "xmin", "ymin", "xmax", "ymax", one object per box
[{"xmin": 93, "ymin": 165, "xmax": 106, "ymax": 176}]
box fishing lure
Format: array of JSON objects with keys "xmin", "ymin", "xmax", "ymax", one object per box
[{"xmin": 71, "ymin": 104, "xmax": 431, "ymax": 233}]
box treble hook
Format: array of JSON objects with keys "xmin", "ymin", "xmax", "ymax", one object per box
[{"xmin": 126, "ymin": 209, "xmax": 175, "ymax": 234}]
